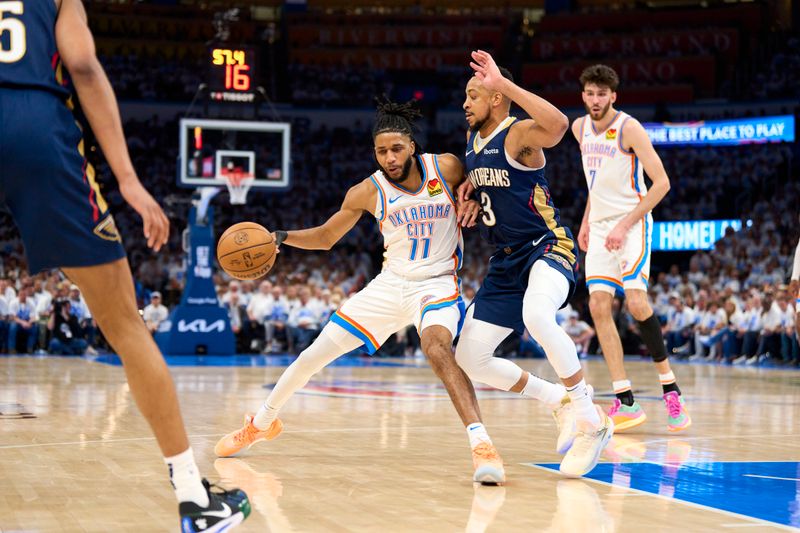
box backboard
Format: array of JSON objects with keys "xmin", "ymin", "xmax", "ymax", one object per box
[{"xmin": 178, "ymin": 118, "xmax": 291, "ymax": 191}]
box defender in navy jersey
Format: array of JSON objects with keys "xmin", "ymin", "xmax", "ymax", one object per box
[
  {"xmin": 0, "ymin": 0, "xmax": 249, "ymax": 530},
  {"xmin": 454, "ymin": 50, "xmax": 613, "ymax": 478}
]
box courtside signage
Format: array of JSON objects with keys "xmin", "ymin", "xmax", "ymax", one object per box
[
  {"xmin": 652, "ymin": 219, "xmax": 750, "ymax": 251},
  {"xmin": 644, "ymin": 115, "xmax": 794, "ymax": 146}
]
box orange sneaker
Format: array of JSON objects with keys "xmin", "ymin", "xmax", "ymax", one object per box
[
  {"xmin": 215, "ymin": 414, "xmax": 283, "ymax": 457},
  {"xmin": 472, "ymin": 442, "xmax": 505, "ymax": 485}
]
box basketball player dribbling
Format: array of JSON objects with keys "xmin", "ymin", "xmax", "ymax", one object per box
[
  {"xmin": 216, "ymin": 100, "xmax": 519, "ymax": 484},
  {"xmin": 574, "ymin": 65, "xmax": 691, "ymax": 432},
  {"xmin": 455, "ymin": 50, "xmax": 613, "ymax": 477},
  {"xmin": 0, "ymin": 0, "xmax": 249, "ymax": 530}
]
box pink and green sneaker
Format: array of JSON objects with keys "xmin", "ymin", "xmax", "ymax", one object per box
[
  {"xmin": 663, "ymin": 391, "xmax": 691, "ymax": 432},
  {"xmin": 607, "ymin": 399, "xmax": 647, "ymax": 432}
]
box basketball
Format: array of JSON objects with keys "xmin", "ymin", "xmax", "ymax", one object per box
[{"xmin": 216, "ymin": 222, "xmax": 277, "ymax": 280}]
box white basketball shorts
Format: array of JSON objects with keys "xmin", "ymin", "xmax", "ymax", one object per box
[
  {"xmin": 585, "ymin": 213, "xmax": 652, "ymax": 295},
  {"xmin": 327, "ymin": 270, "xmax": 464, "ymax": 354}
]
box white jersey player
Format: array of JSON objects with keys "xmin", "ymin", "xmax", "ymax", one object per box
[
  {"xmin": 214, "ymin": 101, "xmax": 509, "ymax": 484},
  {"xmin": 573, "ymin": 65, "xmax": 691, "ymax": 433}
]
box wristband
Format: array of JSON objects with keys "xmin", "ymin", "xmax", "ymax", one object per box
[{"xmin": 274, "ymin": 230, "xmax": 288, "ymax": 247}]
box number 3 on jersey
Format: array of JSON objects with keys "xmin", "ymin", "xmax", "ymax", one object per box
[
  {"xmin": 480, "ymin": 191, "xmax": 497, "ymax": 227},
  {"xmin": 0, "ymin": 1, "xmax": 26, "ymax": 63}
]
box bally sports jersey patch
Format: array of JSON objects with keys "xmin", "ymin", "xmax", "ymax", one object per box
[
  {"xmin": 605, "ymin": 129, "xmax": 617, "ymax": 140},
  {"xmin": 427, "ymin": 178, "xmax": 443, "ymax": 197}
]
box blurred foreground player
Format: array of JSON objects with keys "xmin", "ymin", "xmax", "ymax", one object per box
[{"xmin": 0, "ymin": 0, "xmax": 249, "ymax": 530}]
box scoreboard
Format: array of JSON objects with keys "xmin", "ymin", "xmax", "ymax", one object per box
[{"xmin": 207, "ymin": 46, "xmax": 257, "ymax": 103}]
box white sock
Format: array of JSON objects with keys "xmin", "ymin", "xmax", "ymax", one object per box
[
  {"xmin": 612, "ymin": 379, "xmax": 632, "ymax": 393},
  {"xmin": 567, "ymin": 380, "xmax": 601, "ymax": 430},
  {"xmin": 253, "ymin": 402, "xmax": 279, "ymax": 430},
  {"xmin": 466, "ymin": 423, "xmax": 492, "ymax": 449},
  {"xmin": 521, "ymin": 373, "xmax": 567, "ymax": 409},
  {"xmin": 659, "ymin": 371, "xmax": 676, "ymax": 385},
  {"xmin": 164, "ymin": 448, "xmax": 209, "ymax": 507}
]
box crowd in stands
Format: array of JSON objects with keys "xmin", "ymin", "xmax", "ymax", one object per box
[
  {"xmin": 1, "ymin": 105, "xmax": 797, "ymax": 363},
  {"xmin": 2, "ymin": 107, "xmax": 798, "ymax": 361},
  {"xmin": 2, "ymin": 10, "xmax": 800, "ymax": 363}
]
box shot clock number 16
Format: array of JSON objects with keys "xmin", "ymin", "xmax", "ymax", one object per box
[{"xmin": 208, "ymin": 47, "xmax": 255, "ymax": 92}]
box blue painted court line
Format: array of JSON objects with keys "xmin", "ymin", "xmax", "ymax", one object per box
[
  {"xmin": 88, "ymin": 353, "xmax": 414, "ymax": 368},
  {"xmin": 530, "ymin": 461, "xmax": 800, "ymax": 528}
]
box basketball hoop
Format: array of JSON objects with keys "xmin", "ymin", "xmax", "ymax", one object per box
[{"xmin": 222, "ymin": 169, "xmax": 254, "ymax": 205}]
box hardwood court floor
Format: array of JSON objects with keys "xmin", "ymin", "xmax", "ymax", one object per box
[{"xmin": 1, "ymin": 355, "xmax": 799, "ymax": 532}]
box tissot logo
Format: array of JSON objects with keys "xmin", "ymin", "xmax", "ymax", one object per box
[
  {"xmin": 177, "ymin": 319, "xmax": 226, "ymax": 333},
  {"xmin": 483, "ymin": 148, "xmax": 499, "ymax": 155}
]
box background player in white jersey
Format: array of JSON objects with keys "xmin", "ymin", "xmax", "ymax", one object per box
[
  {"xmin": 456, "ymin": 50, "xmax": 613, "ymax": 478},
  {"xmin": 215, "ymin": 101, "xmax": 508, "ymax": 484},
  {"xmin": 573, "ymin": 65, "xmax": 691, "ymax": 432}
]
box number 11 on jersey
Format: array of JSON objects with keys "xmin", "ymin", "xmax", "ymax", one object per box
[{"xmin": 409, "ymin": 237, "xmax": 431, "ymax": 261}]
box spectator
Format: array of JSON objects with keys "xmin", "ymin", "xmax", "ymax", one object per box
[
  {"xmin": 266, "ymin": 286, "xmax": 291, "ymax": 353},
  {"xmin": 69, "ymin": 285, "xmax": 97, "ymax": 353},
  {"xmin": 733, "ymin": 294, "xmax": 762, "ymax": 364},
  {"xmin": 8, "ymin": 287, "xmax": 39, "ymax": 354},
  {"xmin": 246, "ymin": 281, "xmax": 274, "ymax": 351},
  {"xmin": 143, "ymin": 291, "xmax": 169, "ymax": 334},
  {"xmin": 33, "ymin": 279, "xmax": 54, "ymax": 353},
  {"xmin": 561, "ymin": 311, "xmax": 595, "ymax": 358},
  {"xmin": 756, "ymin": 290, "xmax": 783, "ymax": 363},
  {"xmin": 226, "ymin": 292, "xmax": 250, "ymax": 353},
  {"xmin": 777, "ymin": 293, "xmax": 798, "ymax": 365},
  {"xmin": 0, "ymin": 288, "xmax": 8, "ymax": 352},
  {"xmin": 48, "ymin": 299, "xmax": 88, "ymax": 355},
  {"xmin": 690, "ymin": 299, "xmax": 727, "ymax": 361},
  {"xmin": 287, "ymin": 287, "xmax": 321, "ymax": 353},
  {"xmin": 220, "ymin": 280, "xmax": 241, "ymax": 306},
  {"xmin": 664, "ymin": 293, "xmax": 696, "ymax": 356}
]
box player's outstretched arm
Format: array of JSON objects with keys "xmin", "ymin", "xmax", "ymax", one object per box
[
  {"xmin": 603, "ymin": 118, "xmax": 670, "ymax": 251},
  {"xmin": 277, "ymin": 180, "xmax": 374, "ymax": 251},
  {"xmin": 470, "ymin": 49, "xmax": 568, "ymax": 149},
  {"xmin": 55, "ymin": 0, "xmax": 168, "ymax": 251}
]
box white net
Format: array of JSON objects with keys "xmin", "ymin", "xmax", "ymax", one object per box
[{"xmin": 223, "ymin": 171, "xmax": 254, "ymax": 205}]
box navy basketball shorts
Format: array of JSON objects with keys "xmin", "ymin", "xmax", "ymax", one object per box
[
  {"xmin": 0, "ymin": 88, "xmax": 126, "ymax": 273},
  {"xmin": 471, "ymin": 240, "xmax": 577, "ymax": 335}
]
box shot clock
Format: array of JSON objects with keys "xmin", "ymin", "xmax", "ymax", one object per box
[{"xmin": 207, "ymin": 46, "xmax": 258, "ymax": 102}]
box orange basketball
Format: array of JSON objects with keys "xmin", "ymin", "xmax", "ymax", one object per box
[{"xmin": 216, "ymin": 222, "xmax": 277, "ymax": 280}]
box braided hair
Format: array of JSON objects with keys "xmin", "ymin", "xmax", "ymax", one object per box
[{"xmin": 372, "ymin": 97, "xmax": 423, "ymax": 148}]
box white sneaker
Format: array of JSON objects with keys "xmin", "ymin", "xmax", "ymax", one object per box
[
  {"xmin": 559, "ymin": 406, "xmax": 614, "ymax": 478},
  {"xmin": 732, "ymin": 355, "xmax": 748, "ymax": 365},
  {"xmin": 553, "ymin": 385, "xmax": 594, "ymax": 455}
]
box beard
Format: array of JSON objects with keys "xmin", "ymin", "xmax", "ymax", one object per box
[
  {"xmin": 378, "ymin": 155, "xmax": 414, "ymax": 184},
  {"xmin": 585, "ymin": 101, "xmax": 611, "ymax": 120},
  {"xmin": 468, "ymin": 111, "xmax": 490, "ymax": 132}
]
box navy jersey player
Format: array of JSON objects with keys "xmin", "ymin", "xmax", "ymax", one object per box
[
  {"xmin": 454, "ymin": 50, "xmax": 613, "ymax": 477},
  {"xmin": 0, "ymin": 0, "xmax": 249, "ymax": 530}
]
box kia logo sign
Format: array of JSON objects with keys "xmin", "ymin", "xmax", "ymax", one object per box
[{"xmin": 177, "ymin": 319, "xmax": 226, "ymax": 333}]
